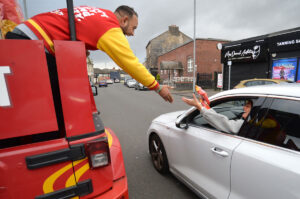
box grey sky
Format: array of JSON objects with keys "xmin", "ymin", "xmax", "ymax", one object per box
[{"xmin": 19, "ymin": 0, "xmax": 300, "ymax": 69}]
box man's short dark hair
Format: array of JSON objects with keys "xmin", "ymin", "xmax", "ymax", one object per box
[{"xmin": 115, "ymin": 5, "xmax": 138, "ymax": 17}]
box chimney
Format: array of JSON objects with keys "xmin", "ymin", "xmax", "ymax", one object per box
[{"xmin": 169, "ymin": 25, "xmax": 179, "ymax": 36}]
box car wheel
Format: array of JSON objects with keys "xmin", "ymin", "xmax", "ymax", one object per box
[{"xmin": 149, "ymin": 133, "xmax": 169, "ymax": 174}]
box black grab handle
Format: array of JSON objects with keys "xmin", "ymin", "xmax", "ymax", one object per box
[{"xmin": 66, "ymin": 0, "xmax": 76, "ymax": 41}]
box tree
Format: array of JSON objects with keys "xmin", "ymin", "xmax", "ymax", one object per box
[{"xmin": 156, "ymin": 73, "xmax": 160, "ymax": 81}]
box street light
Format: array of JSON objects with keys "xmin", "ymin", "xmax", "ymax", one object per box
[
  {"xmin": 193, "ymin": 0, "xmax": 196, "ymax": 93},
  {"xmin": 23, "ymin": 0, "xmax": 28, "ymax": 20}
]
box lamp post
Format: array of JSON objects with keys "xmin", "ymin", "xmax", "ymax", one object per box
[
  {"xmin": 227, "ymin": 60, "xmax": 232, "ymax": 89},
  {"xmin": 193, "ymin": 0, "xmax": 197, "ymax": 93},
  {"xmin": 23, "ymin": 0, "xmax": 28, "ymax": 20}
]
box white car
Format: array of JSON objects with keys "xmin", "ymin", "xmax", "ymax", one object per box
[
  {"xmin": 147, "ymin": 84, "xmax": 300, "ymax": 199},
  {"xmin": 127, "ymin": 79, "xmax": 137, "ymax": 88},
  {"xmin": 114, "ymin": 78, "xmax": 120, "ymax": 83},
  {"xmin": 106, "ymin": 79, "xmax": 113, "ymax": 84}
]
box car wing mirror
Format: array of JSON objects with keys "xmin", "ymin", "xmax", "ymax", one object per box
[
  {"xmin": 177, "ymin": 121, "xmax": 188, "ymax": 129},
  {"xmin": 175, "ymin": 107, "xmax": 195, "ymax": 129}
]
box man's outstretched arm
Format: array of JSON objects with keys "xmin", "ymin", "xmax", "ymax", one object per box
[{"xmin": 97, "ymin": 27, "xmax": 173, "ymax": 103}]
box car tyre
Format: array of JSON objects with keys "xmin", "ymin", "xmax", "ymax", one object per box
[{"xmin": 149, "ymin": 133, "xmax": 169, "ymax": 174}]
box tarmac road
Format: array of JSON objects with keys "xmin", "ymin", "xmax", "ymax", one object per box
[{"xmin": 94, "ymin": 83, "xmax": 201, "ymax": 199}]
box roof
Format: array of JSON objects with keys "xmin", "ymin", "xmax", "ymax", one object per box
[
  {"xmin": 211, "ymin": 84, "xmax": 300, "ymax": 100},
  {"xmin": 160, "ymin": 61, "xmax": 183, "ymax": 70},
  {"xmin": 146, "ymin": 28, "xmax": 192, "ymax": 48}
]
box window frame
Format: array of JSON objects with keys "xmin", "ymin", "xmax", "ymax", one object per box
[
  {"xmin": 186, "ymin": 96, "xmax": 259, "ymax": 134},
  {"xmin": 187, "ymin": 56, "xmax": 193, "ymax": 73}
]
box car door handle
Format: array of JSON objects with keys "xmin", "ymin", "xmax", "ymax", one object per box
[{"xmin": 210, "ymin": 147, "xmax": 229, "ymax": 157}]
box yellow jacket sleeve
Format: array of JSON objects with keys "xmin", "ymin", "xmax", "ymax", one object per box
[{"xmin": 97, "ymin": 28, "xmax": 159, "ymax": 90}]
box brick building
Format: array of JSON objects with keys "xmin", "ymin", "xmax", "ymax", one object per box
[
  {"xmin": 146, "ymin": 25, "xmax": 192, "ymax": 76},
  {"xmin": 157, "ymin": 38, "xmax": 229, "ymax": 88}
]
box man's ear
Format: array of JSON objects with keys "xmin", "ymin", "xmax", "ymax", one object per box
[{"xmin": 121, "ymin": 16, "xmax": 129, "ymax": 27}]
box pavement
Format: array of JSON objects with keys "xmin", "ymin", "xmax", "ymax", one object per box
[{"xmin": 171, "ymin": 88, "xmax": 221, "ymax": 98}]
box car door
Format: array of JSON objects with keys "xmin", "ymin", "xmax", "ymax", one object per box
[
  {"xmin": 229, "ymin": 97, "xmax": 300, "ymax": 199},
  {"xmin": 168, "ymin": 98, "xmax": 247, "ymax": 199}
]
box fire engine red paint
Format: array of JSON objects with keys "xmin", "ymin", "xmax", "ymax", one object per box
[
  {"xmin": 0, "ymin": 40, "xmax": 57, "ymax": 139},
  {"xmin": 54, "ymin": 40, "xmax": 95, "ymax": 137},
  {"xmin": 105, "ymin": 128, "xmax": 127, "ymax": 181},
  {"xmin": 0, "ymin": 138, "xmax": 73, "ymax": 198},
  {"xmin": 0, "ymin": 40, "xmax": 128, "ymax": 199}
]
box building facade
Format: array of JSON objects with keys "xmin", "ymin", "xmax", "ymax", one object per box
[
  {"xmin": 86, "ymin": 56, "xmax": 94, "ymax": 82},
  {"xmin": 221, "ymin": 27, "xmax": 300, "ymax": 90},
  {"xmin": 157, "ymin": 38, "xmax": 228, "ymax": 88},
  {"xmin": 146, "ymin": 25, "xmax": 192, "ymax": 76}
]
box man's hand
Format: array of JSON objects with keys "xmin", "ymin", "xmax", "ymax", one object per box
[
  {"xmin": 182, "ymin": 94, "xmax": 202, "ymax": 110},
  {"xmin": 157, "ymin": 85, "xmax": 173, "ymax": 103}
]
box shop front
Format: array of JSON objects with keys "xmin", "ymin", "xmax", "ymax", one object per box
[
  {"xmin": 269, "ymin": 30, "xmax": 300, "ymax": 83},
  {"xmin": 221, "ymin": 27, "xmax": 300, "ymax": 90},
  {"xmin": 221, "ymin": 36, "xmax": 269, "ymax": 89}
]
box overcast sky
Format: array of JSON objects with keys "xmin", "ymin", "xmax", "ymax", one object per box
[{"xmin": 19, "ymin": 0, "xmax": 300, "ymax": 69}]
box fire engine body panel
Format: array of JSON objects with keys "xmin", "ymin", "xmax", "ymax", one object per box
[
  {"xmin": 0, "ymin": 40, "xmax": 58, "ymax": 138},
  {"xmin": 0, "ymin": 40, "xmax": 128, "ymax": 199}
]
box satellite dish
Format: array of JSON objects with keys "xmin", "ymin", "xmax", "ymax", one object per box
[{"xmin": 217, "ymin": 43, "xmax": 222, "ymax": 50}]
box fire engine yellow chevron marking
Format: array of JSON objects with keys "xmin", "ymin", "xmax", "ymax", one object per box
[
  {"xmin": 65, "ymin": 159, "xmax": 89, "ymax": 187},
  {"xmin": 66, "ymin": 158, "xmax": 89, "ymax": 199},
  {"xmin": 105, "ymin": 129, "xmax": 112, "ymax": 148},
  {"xmin": 44, "ymin": 131, "xmax": 113, "ymax": 195},
  {"xmin": 43, "ymin": 158, "xmax": 85, "ymax": 194}
]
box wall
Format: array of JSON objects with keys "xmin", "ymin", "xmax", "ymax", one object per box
[
  {"xmin": 146, "ymin": 25, "xmax": 192, "ymax": 70},
  {"xmin": 157, "ymin": 39, "xmax": 226, "ymax": 81}
]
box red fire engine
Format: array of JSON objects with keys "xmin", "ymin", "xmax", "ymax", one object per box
[{"xmin": 0, "ymin": 1, "xmax": 128, "ymax": 198}]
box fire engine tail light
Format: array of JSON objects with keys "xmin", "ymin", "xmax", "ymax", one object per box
[{"xmin": 85, "ymin": 137, "xmax": 110, "ymax": 169}]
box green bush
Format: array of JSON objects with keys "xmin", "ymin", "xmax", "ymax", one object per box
[{"xmin": 156, "ymin": 73, "xmax": 160, "ymax": 81}]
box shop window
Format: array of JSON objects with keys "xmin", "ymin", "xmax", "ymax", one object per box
[{"xmin": 271, "ymin": 58, "xmax": 297, "ymax": 81}]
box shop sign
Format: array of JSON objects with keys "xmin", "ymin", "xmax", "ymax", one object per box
[
  {"xmin": 221, "ymin": 43, "xmax": 267, "ymax": 63},
  {"xmin": 269, "ymin": 31, "xmax": 300, "ymax": 52}
]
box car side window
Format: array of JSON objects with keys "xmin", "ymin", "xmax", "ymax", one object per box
[
  {"xmin": 240, "ymin": 98, "xmax": 300, "ymax": 152},
  {"xmin": 239, "ymin": 97, "xmax": 269, "ymax": 137},
  {"xmin": 245, "ymin": 80, "xmax": 261, "ymax": 87},
  {"xmin": 264, "ymin": 81, "xmax": 276, "ymax": 85},
  {"xmin": 190, "ymin": 99, "xmax": 249, "ymax": 131},
  {"xmin": 244, "ymin": 81, "xmax": 254, "ymax": 86}
]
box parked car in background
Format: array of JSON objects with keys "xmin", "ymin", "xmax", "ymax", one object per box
[
  {"xmin": 234, "ymin": 78, "xmax": 292, "ymax": 88},
  {"xmin": 147, "ymin": 84, "xmax": 300, "ymax": 199},
  {"xmin": 98, "ymin": 80, "xmax": 108, "ymax": 87},
  {"xmin": 126, "ymin": 79, "xmax": 137, "ymax": 88},
  {"xmin": 114, "ymin": 78, "xmax": 120, "ymax": 83},
  {"xmin": 106, "ymin": 79, "xmax": 113, "ymax": 84},
  {"xmin": 124, "ymin": 76, "xmax": 132, "ymax": 86},
  {"xmin": 134, "ymin": 82, "xmax": 148, "ymax": 90}
]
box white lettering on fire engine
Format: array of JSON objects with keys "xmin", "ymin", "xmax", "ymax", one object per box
[{"xmin": 0, "ymin": 66, "xmax": 12, "ymax": 107}]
